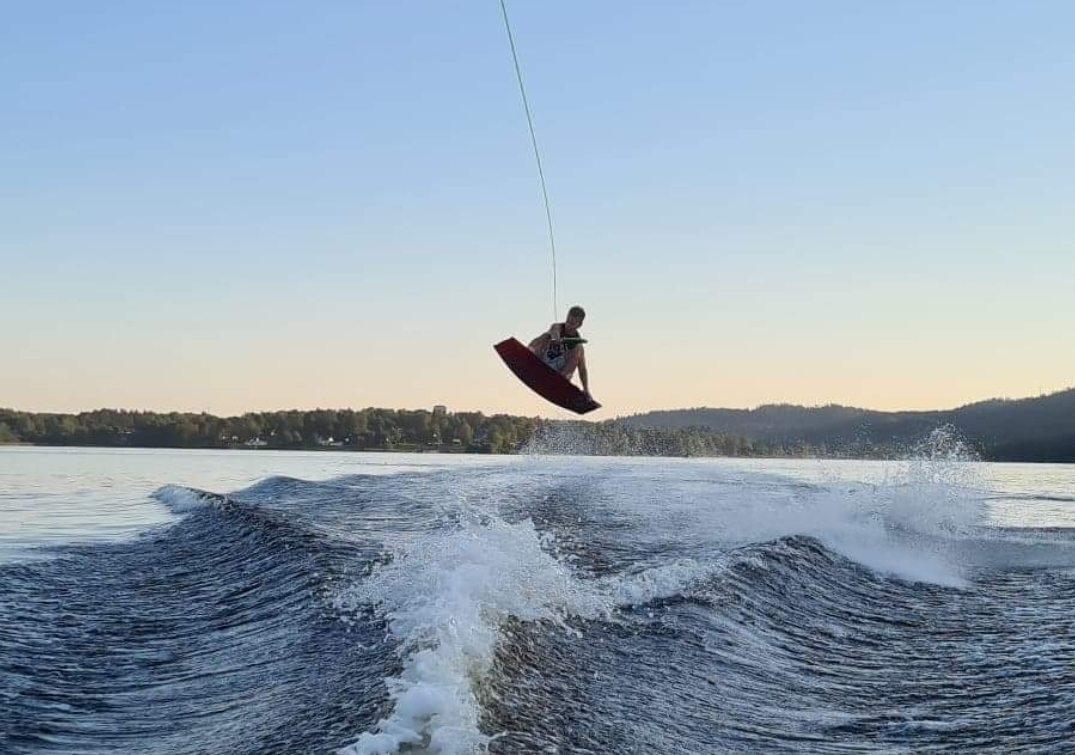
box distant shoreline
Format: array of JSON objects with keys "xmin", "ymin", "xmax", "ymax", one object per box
[
  {"xmin": 0, "ymin": 441, "xmax": 480, "ymax": 455},
  {"xmin": 3, "ymin": 398, "xmax": 1074, "ymax": 463},
  {"xmin": 2, "ymin": 442, "xmax": 472, "ymax": 454},
  {"xmin": 2, "ymin": 442, "xmax": 1070, "ymax": 465}
]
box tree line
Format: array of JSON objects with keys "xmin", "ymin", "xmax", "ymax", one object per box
[
  {"xmin": 0, "ymin": 408, "xmax": 527, "ymax": 453},
  {"xmin": 618, "ymin": 387, "xmax": 1075, "ymax": 463},
  {"xmin": 0, "ymin": 407, "xmax": 817, "ymax": 457}
]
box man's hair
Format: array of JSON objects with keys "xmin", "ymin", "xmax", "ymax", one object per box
[{"xmin": 568, "ymin": 305, "xmax": 586, "ymax": 319}]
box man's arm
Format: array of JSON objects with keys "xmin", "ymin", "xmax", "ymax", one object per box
[{"xmin": 529, "ymin": 324, "xmax": 560, "ymax": 355}]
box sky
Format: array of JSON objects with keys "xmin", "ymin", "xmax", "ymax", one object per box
[{"xmin": 2, "ymin": 1, "xmax": 1073, "ymax": 418}]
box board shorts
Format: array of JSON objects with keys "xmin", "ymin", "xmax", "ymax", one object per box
[{"xmin": 542, "ymin": 351, "xmax": 566, "ymax": 372}]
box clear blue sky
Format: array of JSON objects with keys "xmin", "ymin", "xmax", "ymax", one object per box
[{"xmin": 3, "ymin": 1, "xmax": 1073, "ymax": 416}]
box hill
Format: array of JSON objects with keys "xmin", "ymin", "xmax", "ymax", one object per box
[{"xmin": 616, "ymin": 387, "xmax": 1075, "ymax": 462}]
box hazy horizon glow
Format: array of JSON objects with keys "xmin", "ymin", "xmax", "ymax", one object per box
[{"xmin": 3, "ymin": 2, "xmax": 1073, "ymax": 418}]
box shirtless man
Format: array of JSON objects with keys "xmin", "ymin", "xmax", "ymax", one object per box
[{"xmin": 528, "ymin": 305, "xmax": 592, "ymax": 400}]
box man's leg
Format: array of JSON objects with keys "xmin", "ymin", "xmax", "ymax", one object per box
[{"xmin": 560, "ymin": 345, "xmax": 583, "ymax": 379}]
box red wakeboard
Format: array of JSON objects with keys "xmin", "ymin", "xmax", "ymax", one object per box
[{"xmin": 494, "ymin": 337, "xmax": 600, "ymax": 415}]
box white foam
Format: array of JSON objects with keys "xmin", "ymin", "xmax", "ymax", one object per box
[
  {"xmin": 151, "ymin": 484, "xmax": 215, "ymax": 514},
  {"xmin": 785, "ymin": 480, "xmax": 978, "ymax": 588},
  {"xmin": 600, "ymin": 452, "xmax": 987, "ymax": 588},
  {"xmin": 599, "ymin": 558, "xmax": 727, "ymax": 607},
  {"xmin": 333, "ymin": 517, "xmax": 609, "ymax": 755},
  {"xmin": 824, "ymin": 533, "xmax": 969, "ymax": 588}
]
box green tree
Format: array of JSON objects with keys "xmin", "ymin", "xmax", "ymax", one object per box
[
  {"xmin": 0, "ymin": 422, "xmax": 17, "ymax": 443},
  {"xmin": 309, "ymin": 409, "xmax": 336, "ymax": 440},
  {"xmin": 456, "ymin": 420, "xmax": 473, "ymax": 447},
  {"xmin": 242, "ymin": 414, "xmax": 263, "ymax": 440},
  {"xmin": 338, "ymin": 410, "xmax": 368, "ymax": 445}
]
